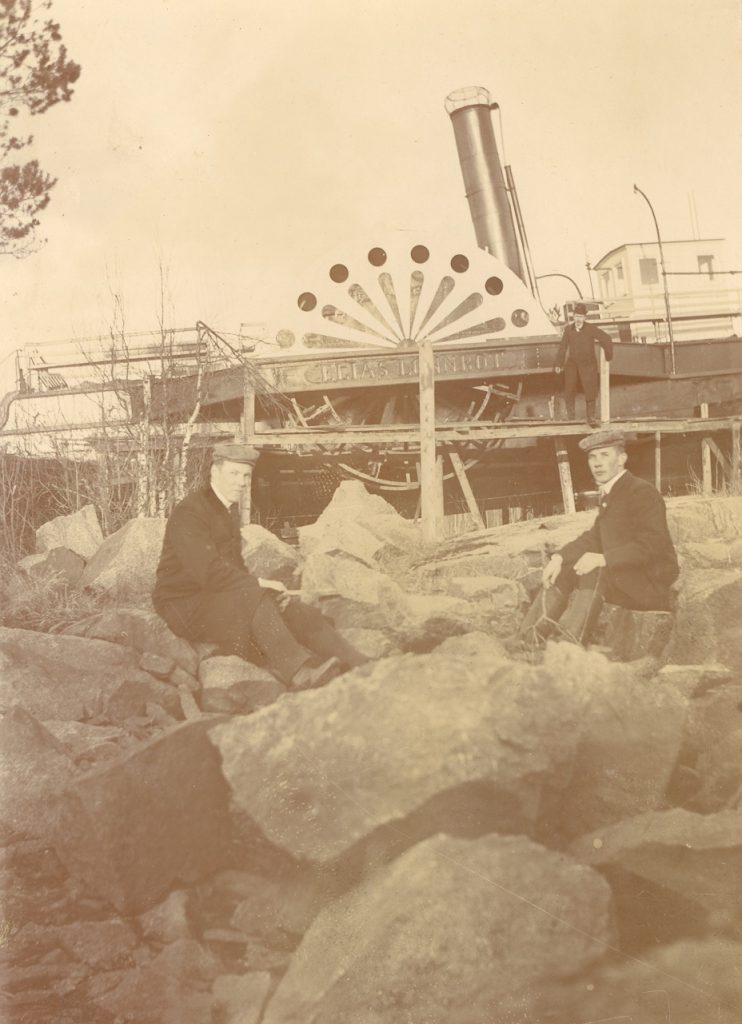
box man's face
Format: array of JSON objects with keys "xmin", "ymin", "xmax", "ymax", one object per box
[
  {"xmin": 573, "ymin": 312, "xmax": 586, "ymax": 329},
  {"xmin": 587, "ymin": 445, "xmax": 627, "ymax": 486},
  {"xmin": 211, "ymin": 460, "xmax": 252, "ymax": 503}
]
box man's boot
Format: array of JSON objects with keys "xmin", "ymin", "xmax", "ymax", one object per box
[
  {"xmin": 518, "ymin": 585, "xmax": 569, "ymax": 645},
  {"xmin": 585, "ymin": 400, "xmax": 598, "ymax": 427},
  {"xmin": 555, "ymin": 587, "xmax": 604, "ymax": 645}
]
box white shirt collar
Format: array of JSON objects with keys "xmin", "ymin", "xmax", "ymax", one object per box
[
  {"xmin": 600, "ymin": 469, "xmax": 626, "ymax": 496},
  {"xmin": 211, "ymin": 483, "xmax": 234, "ymax": 510}
]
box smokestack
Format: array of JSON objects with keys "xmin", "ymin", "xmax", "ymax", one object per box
[{"xmin": 445, "ymin": 86, "xmax": 524, "ymax": 282}]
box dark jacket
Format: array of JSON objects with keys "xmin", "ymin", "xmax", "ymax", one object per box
[
  {"xmin": 555, "ymin": 322, "xmax": 613, "ymax": 371},
  {"xmin": 153, "ymin": 486, "xmax": 259, "ymax": 610},
  {"xmin": 559, "ymin": 471, "xmax": 679, "ymax": 610}
]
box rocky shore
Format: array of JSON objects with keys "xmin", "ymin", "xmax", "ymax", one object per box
[{"xmin": 2, "ymin": 482, "xmax": 741, "ymax": 1023}]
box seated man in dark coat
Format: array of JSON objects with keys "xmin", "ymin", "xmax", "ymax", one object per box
[
  {"xmin": 519, "ymin": 428, "xmax": 679, "ymax": 646},
  {"xmin": 153, "ymin": 443, "xmax": 366, "ymax": 690}
]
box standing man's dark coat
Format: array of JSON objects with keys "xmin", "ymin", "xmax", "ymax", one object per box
[{"xmin": 555, "ymin": 319, "xmax": 614, "ymax": 402}]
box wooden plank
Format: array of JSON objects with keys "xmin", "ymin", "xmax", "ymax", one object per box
[
  {"xmin": 554, "ymin": 439, "xmax": 576, "ymax": 514},
  {"xmin": 243, "ymin": 413, "xmax": 742, "ymax": 448},
  {"xmin": 449, "ymin": 451, "xmax": 486, "ymax": 530},
  {"xmin": 654, "ymin": 431, "xmax": 662, "ymax": 491}
]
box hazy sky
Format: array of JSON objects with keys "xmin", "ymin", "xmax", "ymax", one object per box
[{"xmin": 2, "ymin": 0, "xmax": 741, "ymax": 376}]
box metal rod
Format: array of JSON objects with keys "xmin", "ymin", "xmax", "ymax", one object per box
[
  {"xmin": 535, "ymin": 273, "xmax": 583, "ymax": 299},
  {"xmin": 633, "ymin": 184, "xmax": 676, "ymax": 373},
  {"xmin": 504, "ymin": 164, "xmax": 539, "ymax": 300}
]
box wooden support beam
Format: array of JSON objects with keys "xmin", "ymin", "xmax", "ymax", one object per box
[
  {"xmin": 418, "ymin": 339, "xmax": 443, "ymax": 542},
  {"xmin": 599, "ymin": 349, "xmax": 610, "ymax": 424},
  {"xmin": 733, "ymin": 421, "xmax": 741, "ymax": 492},
  {"xmin": 240, "ymin": 366, "xmax": 256, "ymax": 527},
  {"xmin": 449, "ymin": 451, "xmax": 485, "ymax": 530},
  {"xmin": 554, "ymin": 439, "xmax": 576, "ymax": 514},
  {"xmin": 242, "ymin": 413, "xmax": 742, "ymax": 449},
  {"xmin": 654, "ymin": 431, "xmax": 662, "ymax": 491},
  {"xmin": 700, "ymin": 403, "xmax": 712, "ymax": 494}
]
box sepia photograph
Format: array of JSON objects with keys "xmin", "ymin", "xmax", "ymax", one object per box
[{"xmin": 1, "ymin": 0, "xmax": 742, "ymax": 1021}]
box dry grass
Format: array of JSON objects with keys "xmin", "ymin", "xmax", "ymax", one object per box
[{"xmin": 0, "ymin": 554, "xmax": 109, "ymax": 633}]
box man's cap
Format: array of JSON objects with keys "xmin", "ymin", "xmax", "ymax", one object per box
[
  {"xmin": 579, "ymin": 428, "xmax": 626, "ymax": 453},
  {"xmin": 212, "ymin": 442, "xmax": 261, "ymax": 465},
  {"xmin": 573, "ymin": 302, "xmax": 588, "ymax": 315}
]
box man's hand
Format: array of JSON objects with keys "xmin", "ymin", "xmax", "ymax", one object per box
[
  {"xmin": 573, "ymin": 552, "xmax": 606, "ymax": 576},
  {"xmin": 542, "ymin": 554, "xmax": 563, "ymax": 588}
]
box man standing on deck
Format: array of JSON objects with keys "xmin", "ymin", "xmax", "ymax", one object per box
[
  {"xmin": 518, "ymin": 429, "xmax": 679, "ymax": 646},
  {"xmin": 554, "ymin": 302, "xmax": 613, "ymax": 425},
  {"xmin": 153, "ymin": 443, "xmax": 367, "ymax": 690}
]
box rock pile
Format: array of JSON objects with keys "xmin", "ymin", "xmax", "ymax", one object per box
[{"xmin": 2, "ymin": 485, "xmax": 741, "ymax": 1022}]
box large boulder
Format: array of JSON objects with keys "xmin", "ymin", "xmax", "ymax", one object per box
[
  {"xmin": 299, "ymin": 481, "xmax": 419, "ymax": 566},
  {"xmin": 209, "ymin": 633, "xmax": 583, "ymax": 867},
  {"xmin": 0, "ymin": 627, "xmax": 181, "ymax": 722},
  {"xmin": 199, "ymin": 655, "xmax": 285, "ymax": 714},
  {"xmin": 77, "ymin": 516, "xmax": 166, "ymax": 596},
  {"xmin": 52, "ymin": 719, "xmax": 233, "ymax": 914},
  {"xmin": 571, "ymin": 807, "xmax": 742, "ymax": 927},
  {"xmin": 538, "ymin": 643, "xmax": 688, "ymax": 843},
  {"xmin": 300, "ymin": 548, "xmax": 404, "ymax": 629},
  {"xmin": 666, "ymin": 495, "xmax": 742, "ymax": 545},
  {"xmin": 42, "ymin": 719, "xmax": 130, "ymax": 763},
  {"xmin": 63, "ymin": 607, "xmax": 199, "ymax": 677},
  {"xmin": 538, "ymin": 938, "xmax": 742, "ymax": 1024},
  {"xmin": 35, "ymin": 503, "xmax": 104, "ymax": 560},
  {"xmin": 241, "ymin": 524, "xmax": 301, "ymax": 585},
  {"xmin": 212, "ymin": 973, "xmax": 271, "ymax": 1024},
  {"xmin": 666, "ymin": 567, "xmax": 742, "ymax": 671},
  {"xmin": 0, "ymin": 706, "xmax": 76, "ymax": 840},
  {"xmin": 301, "ymin": 548, "xmax": 478, "ymax": 649},
  {"xmin": 91, "ymin": 938, "xmax": 219, "ymax": 1023},
  {"xmin": 593, "ymin": 604, "xmax": 674, "ymax": 661},
  {"xmin": 261, "ymin": 834, "xmax": 614, "ymax": 1024},
  {"xmin": 17, "ymin": 546, "xmax": 86, "ymax": 586}
]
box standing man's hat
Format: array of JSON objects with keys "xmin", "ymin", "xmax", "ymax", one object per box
[
  {"xmin": 212, "ymin": 443, "xmax": 261, "ymax": 465},
  {"xmin": 579, "ymin": 428, "xmax": 626, "ymax": 452},
  {"xmin": 573, "ymin": 302, "xmax": 588, "ymax": 315}
]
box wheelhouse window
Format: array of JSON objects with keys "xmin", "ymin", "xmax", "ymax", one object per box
[
  {"xmin": 698, "ymin": 255, "xmax": 715, "ymax": 279},
  {"xmin": 639, "ymin": 258, "xmax": 659, "ymax": 285}
]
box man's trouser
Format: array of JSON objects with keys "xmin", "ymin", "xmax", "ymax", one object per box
[
  {"xmin": 157, "ymin": 583, "xmax": 366, "ymax": 684},
  {"xmin": 520, "ymin": 562, "xmax": 673, "ymax": 646},
  {"xmin": 564, "ymin": 360, "xmax": 599, "ymax": 420},
  {"xmin": 519, "ymin": 567, "xmax": 607, "ymax": 646}
]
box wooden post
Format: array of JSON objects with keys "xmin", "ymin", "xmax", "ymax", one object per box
[
  {"xmin": 418, "ymin": 339, "xmax": 443, "ymax": 542},
  {"xmin": 554, "ymin": 439, "xmax": 576, "ymax": 514},
  {"xmin": 242, "ymin": 365, "xmax": 256, "ymax": 442},
  {"xmin": 599, "ymin": 348, "xmax": 610, "ymax": 423},
  {"xmin": 700, "ymin": 402, "xmax": 712, "ymax": 495},
  {"xmin": 449, "ymin": 451, "xmax": 485, "ymax": 530},
  {"xmin": 240, "ymin": 365, "xmax": 256, "ymax": 527},
  {"xmin": 654, "ymin": 431, "xmax": 662, "ymax": 491},
  {"xmin": 732, "ymin": 421, "xmax": 741, "ymax": 493}
]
